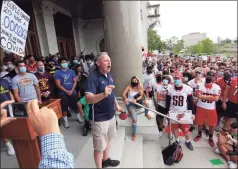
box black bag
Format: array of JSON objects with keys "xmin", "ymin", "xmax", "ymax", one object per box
[{"xmin": 162, "ymin": 142, "xmax": 183, "ymax": 166}]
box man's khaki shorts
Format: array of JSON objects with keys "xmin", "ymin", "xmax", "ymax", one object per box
[{"xmin": 91, "ymin": 116, "xmax": 117, "ymax": 152}]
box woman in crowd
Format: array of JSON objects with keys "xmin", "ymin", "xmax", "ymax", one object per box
[{"xmin": 122, "ymin": 76, "xmax": 151, "ymax": 141}]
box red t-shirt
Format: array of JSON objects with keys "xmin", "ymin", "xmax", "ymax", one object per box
[
  {"xmin": 26, "ymin": 63, "xmax": 37, "ymax": 73},
  {"xmin": 227, "ymin": 77, "xmax": 238, "ymax": 104},
  {"xmin": 216, "ymin": 77, "xmax": 226, "ymax": 98}
]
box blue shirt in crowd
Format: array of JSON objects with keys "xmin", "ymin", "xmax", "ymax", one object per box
[
  {"xmin": 85, "ymin": 68, "xmax": 116, "ymax": 122},
  {"xmin": 54, "ymin": 69, "xmax": 76, "ymax": 95}
]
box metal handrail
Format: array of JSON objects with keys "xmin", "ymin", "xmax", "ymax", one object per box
[{"xmin": 116, "ymin": 97, "xmax": 181, "ymax": 145}]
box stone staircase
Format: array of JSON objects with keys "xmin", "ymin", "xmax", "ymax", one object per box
[
  {"xmin": 1, "ymin": 99, "xmax": 229, "ymax": 168},
  {"xmin": 75, "ymin": 99, "xmax": 228, "ymax": 168}
]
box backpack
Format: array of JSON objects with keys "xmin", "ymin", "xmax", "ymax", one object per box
[{"xmin": 162, "ymin": 142, "xmax": 183, "ymax": 165}]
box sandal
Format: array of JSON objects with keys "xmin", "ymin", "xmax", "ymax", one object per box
[
  {"xmin": 132, "ymin": 134, "xmax": 136, "ymax": 141},
  {"xmin": 146, "ymin": 114, "xmax": 151, "ymax": 120}
]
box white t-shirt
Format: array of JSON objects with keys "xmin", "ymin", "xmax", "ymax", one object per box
[
  {"xmin": 196, "ymin": 82, "xmax": 221, "ymax": 110},
  {"xmin": 157, "ymin": 84, "xmax": 171, "ymax": 108},
  {"xmin": 187, "ymin": 78, "xmax": 205, "ymax": 101},
  {"xmin": 167, "ymin": 84, "xmax": 193, "ymax": 111},
  {"xmin": 142, "ymin": 73, "xmax": 155, "ymax": 91}
]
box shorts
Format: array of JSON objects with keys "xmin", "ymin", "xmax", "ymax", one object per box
[
  {"xmin": 225, "ymin": 101, "xmax": 238, "ymax": 118},
  {"xmin": 195, "ymin": 106, "xmax": 217, "ymax": 127},
  {"xmin": 91, "ymin": 116, "xmax": 117, "ymax": 152},
  {"xmin": 171, "ymin": 123, "xmax": 189, "ymax": 134},
  {"xmin": 157, "ymin": 105, "xmax": 168, "ymax": 118},
  {"xmin": 59, "ymin": 94, "xmax": 78, "ymax": 113}
]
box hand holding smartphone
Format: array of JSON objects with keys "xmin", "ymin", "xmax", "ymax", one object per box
[{"xmin": 8, "ymin": 103, "xmax": 28, "ymax": 118}]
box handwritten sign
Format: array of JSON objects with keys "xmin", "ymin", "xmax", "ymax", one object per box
[
  {"xmin": 169, "ymin": 110, "xmax": 193, "ymax": 124},
  {"xmin": 0, "ymin": 0, "xmax": 30, "ymax": 56}
]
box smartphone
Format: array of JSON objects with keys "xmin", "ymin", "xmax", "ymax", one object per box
[{"xmin": 8, "ymin": 102, "xmax": 28, "ymax": 118}]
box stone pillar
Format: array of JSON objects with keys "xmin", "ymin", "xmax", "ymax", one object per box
[
  {"xmin": 42, "ymin": 1, "xmax": 59, "ymax": 55},
  {"xmin": 32, "ymin": 0, "xmax": 50, "ymax": 56},
  {"xmin": 102, "ymin": 1, "xmax": 143, "ymax": 96}
]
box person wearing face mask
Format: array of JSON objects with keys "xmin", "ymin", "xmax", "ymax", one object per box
[
  {"xmin": 12, "ymin": 60, "xmax": 42, "ymax": 104},
  {"xmin": 166, "ymin": 72, "xmax": 195, "ymax": 151},
  {"xmin": 222, "ymin": 75, "xmax": 238, "ymax": 134},
  {"xmin": 122, "ymin": 76, "xmax": 151, "ymax": 141},
  {"xmin": 187, "ymin": 67, "xmax": 205, "ymax": 132},
  {"xmin": 70, "ymin": 56, "xmax": 79, "ymax": 70},
  {"xmin": 156, "ymin": 76, "xmax": 171, "ymax": 138},
  {"xmin": 54, "ymin": 58, "xmax": 80, "ymax": 128},
  {"xmin": 216, "ymin": 70, "xmax": 232, "ymax": 131},
  {"xmin": 142, "ymin": 66, "xmax": 155, "ymax": 99},
  {"xmin": 194, "ymin": 71, "xmax": 221, "ymax": 147},
  {"xmin": 46, "ymin": 59, "xmax": 59, "ymax": 76},
  {"xmin": 83, "ymin": 54, "xmax": 96, "ymax": 75},
  {"xmin": 26, "ymin": 55, "xmax": 37, "ymax": 73},
  {"xmin": 35, "ymin": 61, "xmax": 55, "ymax": 102},
  {"xmin": 182, "ymin": 72, "xmax": 192, "ymax": 85}
]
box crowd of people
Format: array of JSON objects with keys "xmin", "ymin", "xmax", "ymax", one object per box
[
  {"xmin": 0, "ymin": 50, "xmax": 237, "ymax": 168},
  {"xmin": 139, "ymin": 52, "xmax": 237, "ymax": 168}
]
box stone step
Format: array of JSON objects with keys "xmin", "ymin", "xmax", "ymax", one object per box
[
  {"xmin": 75, "ymin": 127, "xmax": 125, "ymax": 168},
  {"xmin": 120, "ymin": 135, "xmax": 143, "ymax": 168},
  {"xmin": 143, "ymin": 140, "xmax": 165, "ymax": 168}
]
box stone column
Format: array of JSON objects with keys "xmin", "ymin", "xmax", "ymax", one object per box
[
  {"xmin": 42, "ymin": 1, "xmax": 59, "ymax": 55},
  {"xmin": 102, "ymin": 1, "xmax": 143, "ymax": 96}
]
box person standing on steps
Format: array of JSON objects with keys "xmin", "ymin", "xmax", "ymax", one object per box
[{"xmin": 85, "ymin": 52, "xmax": 122, "ymax": 168}]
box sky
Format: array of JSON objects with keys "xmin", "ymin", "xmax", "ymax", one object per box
[{"xmin": 149, "ymin": 1, "xmax": 237, "ymax": 42}]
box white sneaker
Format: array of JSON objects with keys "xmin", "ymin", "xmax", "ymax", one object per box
[
  {"xmin": 64, "ymin": 121, "xmax": 70, "ymax": 128},
  {"xmin": 214, "ymin": 148, "xmax": 221, "ymax": 154},
  {"xmin": 158, "ymin": 131, "xmax": 163, "ymax": 138},
  {"xmin": 7, "ymin": 147, "xmax": 15, "ymax": 156},
  {"xmin": 77, "ymin": 114, "xmax": 84, "ymax": 124},
  {"xmin": 228, "ymin": 161, "xmax": 237, "ymax": 168}
]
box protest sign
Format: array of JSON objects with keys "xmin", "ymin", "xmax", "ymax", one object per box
[
  {"xmin": 0, "ymin": 0, "xmax": 30, "ymax": 56},
  {"xmin": 169, "ymin": 110, "xmax": 193, "ymax": 124}
]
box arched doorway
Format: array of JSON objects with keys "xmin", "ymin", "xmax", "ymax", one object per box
[{"xmin": 96, "ymin": 37, "xmax": 105, "ymax": 53}]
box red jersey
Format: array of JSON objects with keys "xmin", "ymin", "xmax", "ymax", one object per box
[
  {"xmin": 216, "ymin": 77, "xmax": 226, "ymax": 98},
  {"xmin": 26, "ymin": 63, "xmax": 37, "ymax": 74},
  {"xmin": 227, "ymin": 77, "xmax": 238, "ymax": 104}
]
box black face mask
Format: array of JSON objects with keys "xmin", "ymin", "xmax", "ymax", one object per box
[
  {"xmin": 147, "ymin": 70, "xmax": 152, "ymax": 74},
  {"xmin": 156, "ymin": 76, "xmax": 162, "ymax": 83},
  {"xmin": 163, "ymin": 71, "xmax": 169, "ymax": 75},
  {"xmin": 131, "ymin": 82, "xmax": 138, "ymax": 87},
  {"xmin": 205, "ymin": 78, "xmax": 213, "ymax": 83}
]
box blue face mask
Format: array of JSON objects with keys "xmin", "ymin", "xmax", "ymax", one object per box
[
  {"xmin": 61, "ymin": 63, "xmax": 68, "ymax": 69},
  {"xmin": 174, "ymin": 79, "xmax": 181, "ymax": 86},
  {"xmin": 73, "ymin": 60, "xmax": 78, "ymax": 64},
  {"xmin": 217, "ymin": 71, "xmax": 223, "ymax": 77},
  {"xmin": 19, "ymin": 67, "xmax": 26, "ymax": 73},
  {"xmin": 162, "ymin": 79, "xmax": 168, "ymax": 85},
  {"xmin": 37, "ymin": 66, "xmax": 45, "ymax": 73}
]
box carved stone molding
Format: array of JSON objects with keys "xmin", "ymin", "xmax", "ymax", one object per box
[
  {"xmin": 42, "ymin": 1, "xmax": 57, "ymax": 16},
  {"xmin": 77, "ymin": 18, "xmax": 103, "ymax": 29}
]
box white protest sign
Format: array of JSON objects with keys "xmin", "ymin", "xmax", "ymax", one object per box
[
  {"xmin": 0, "ymin": 0, "xmax": 30, "ymax": 56},
  {"xmin": 169, "ymin": 110, "xmax": 193, "ymax": 124}
]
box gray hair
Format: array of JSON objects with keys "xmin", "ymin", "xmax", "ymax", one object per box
[{"xmin": 96, "ymin": 52, "xmax": 109, "ymax": 62}]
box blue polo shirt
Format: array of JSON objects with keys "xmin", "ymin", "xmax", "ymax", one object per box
[{"xmin": 85, "ymin": 68, "xmax": 115, "ymax": 122}]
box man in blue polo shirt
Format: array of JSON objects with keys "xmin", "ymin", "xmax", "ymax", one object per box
[{"xmin": 85, "ymin": 52, "xmax": 122, "ymax": 168}]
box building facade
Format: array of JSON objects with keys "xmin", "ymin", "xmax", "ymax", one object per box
[
  {"xmin": 1, "ymin": 0, "xmax": 160, "ymax": 95},
  {"xmin": 182, "ymin": 32, "xmax": 207, "ymax": 47}
]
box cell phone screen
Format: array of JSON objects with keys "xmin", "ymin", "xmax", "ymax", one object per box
[{"xmin": 8, "ymin": 103, "xmax": 28, "ymax": 118}]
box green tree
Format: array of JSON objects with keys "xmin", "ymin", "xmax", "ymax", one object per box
[
  {"xmin": 199, "ymin": 38, "xmax": 215, "ymax": 54},
  {"xmin": 233, "ymin": 39, "xmax": 237, "ymax": 44},
  {"xmin": 148, "ymin": 28, "xmax": 166, "ymax": 52},
  {"xmin": 172, "ymin": 40, "xmax": 184, "ymax": 54},
  {"xmin": 221, "ymin": 38, "xmax": 232, "ymax": 44}
]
